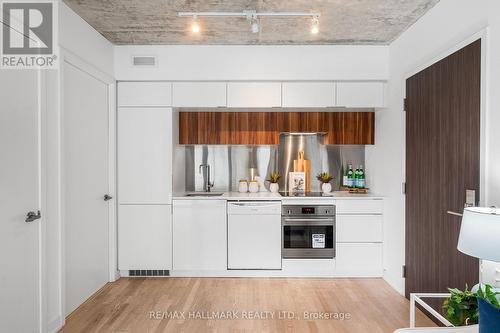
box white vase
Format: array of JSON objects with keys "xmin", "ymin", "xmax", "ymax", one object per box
[
  {"xmin": 248, "ymin": 181, "xmax": 259, "ymax": 193},
  {"xmin": 269, "ymin": 183, "xmax": 279, "ymax": 193},
  {"xmin": 238, "ymin": 181, "xmax": 248, "ymax": 193},
  {"xmin": 321, "ymin": 182, "xmax": 332, "ymax": 193}
]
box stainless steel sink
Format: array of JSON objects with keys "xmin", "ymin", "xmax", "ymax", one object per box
[{"xmin": 185, "ymin": 193, "xmax": 224, "ymax": 197}]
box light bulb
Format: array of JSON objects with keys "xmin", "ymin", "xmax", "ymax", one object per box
[
  {"xmin": 250, "ymin": 15, "xmax": 259, "ymax": 33},
  {"xmin": 311, "ymin": 16, "xmax": 319, "ymax": 34},
  {"xmin": 251, "ymin": 21, "xmax": 259, "ymax": 33},
  {"xmin": 191, "ymin": 16, "xmax": 200, "ymax": 33}
]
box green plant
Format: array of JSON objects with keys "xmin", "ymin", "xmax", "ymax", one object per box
[
  {"xmin": 476, "ymin": 284, "xmax": 500, "ymax": 308},
  {"xmin": 316, "ymin": 172, "xmax": 333, "ymax": 184},
  {"xmin": 443, "ymin": 285, "xmax": 478, "ymax": 326},
  {"xmin": 268, "ymin": 173, "xmax": 281, "ymax": 183}
]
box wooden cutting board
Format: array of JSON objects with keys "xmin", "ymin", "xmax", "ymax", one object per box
[{"xmin": 293, "ymin": 151, "xmax": 311, "ymax": 192}]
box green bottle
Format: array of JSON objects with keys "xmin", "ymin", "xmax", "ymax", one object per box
[
  {"xmin": 354, "ymin": 168, "xmax": 360, "ymax": 188},
  {"xmin": 357, "ymin": 165, "xmax": 365, "ymax": 188},
  {"xmin": 347, "ymin": 164, "xmax": 354, "ymax": 188}
]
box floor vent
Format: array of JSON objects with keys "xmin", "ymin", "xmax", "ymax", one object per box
[
  {"xmin": 128, "ymin": 270, "xmax": 170, "ymax": 277},
  {"xmin": 132, "ymin": 56, "xmax": 156, "ymax": 67}
]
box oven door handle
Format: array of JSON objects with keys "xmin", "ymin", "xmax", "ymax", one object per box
[{"xmin": 282, "ymin": 218, "xmax": 334, "ymax": 226}]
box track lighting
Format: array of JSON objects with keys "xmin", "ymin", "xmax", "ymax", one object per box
[
  {"xmin": 311, "ymin": 16, "xmax": 319, "ymax": 34},
  {"xmin": 191, "ymin": 15, "xmax": 200, "ymax": 33},
  {"xmin": 250, "ymin": 15, "xmax": 259, "ymax": 34},
  {"xmin": 179, "ymin": 11, "xmax": 321, "ymax": 35}
]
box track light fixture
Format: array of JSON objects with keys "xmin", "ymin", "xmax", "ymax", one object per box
[
  {"xmin": 191, "ymin": 15, "xmax": 200, "ymax": 33},
  {"xmin": 250, "ymin": 14, "xmax": 259, "ymax": 34},
  {"xmin": 178, "ymin": 11, "xmax": 320, "ymax": 34},
  {"xmin": 311, "ymin": 16, "xmax": 319, "ymax": 34}
]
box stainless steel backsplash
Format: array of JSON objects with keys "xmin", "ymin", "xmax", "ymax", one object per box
[{"xmin": 183, "ymin": 134, "xmax": 364, "ymax": 192}]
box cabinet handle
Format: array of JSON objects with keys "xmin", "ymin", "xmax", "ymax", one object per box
[{"xmin": 446, "ymin": 210, "xmax": 463, "ymax": 217}]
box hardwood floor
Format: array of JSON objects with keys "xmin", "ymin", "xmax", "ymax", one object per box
[{"xmin": 60, "ymin": 278, "xmax": 435, "ymax": 333}]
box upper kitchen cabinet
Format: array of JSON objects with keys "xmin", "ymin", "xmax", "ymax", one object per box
[
  {"xmin": 118, "ymin": 107, "xmax": 172, "ymax": 204},
  {"xmin": 282, "ymin": 82, "xmax": 336, "ymax": 107},
  {"xmin": 172, "ymin": 82, "xmax": 226, "ymax": 107},
  {"xmin": 227, "ymin": 82, "xmax": 281, "ymax": 108},
  {"xmin": 336, "ymin": 81, "xmax": 386, "ymax": 108},
  {"xmin": 118, "ymin": 81, "xmax": 172, "ymax": 107}
]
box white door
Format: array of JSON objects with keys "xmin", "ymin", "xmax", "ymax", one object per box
[
  {"xmin": 0, "ymin": 70, "xmax": 43, "ymax": 332},
  {"xmin": 63, "ymin": 62, "xmax": 110, "ymax": 315}
]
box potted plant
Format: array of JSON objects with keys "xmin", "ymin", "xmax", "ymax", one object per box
[
  {"xmin": 267, "ymin": 173, "xmax": 281, "ymax": 193},
  {"xmin": 316, "ymin": 172, "xmax": 334, "ymax": 193},
  {"xmin": 475, "ymin": 284, "xmax": 500, "ymax": 332},
  {"xmin": 443, "ymin": 285, "xmax": 478, "ymax": 326},
  {"xmin": 442, "ymin": 284, "xmax": 500, "ymax": 331}
]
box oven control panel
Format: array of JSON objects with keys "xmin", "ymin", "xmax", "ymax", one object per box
[{"xmin": 282, "ymin": 205, "xmax": 335, "ymax": 217}]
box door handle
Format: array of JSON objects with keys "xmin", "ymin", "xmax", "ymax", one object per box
[
  {"xmin": 103, "ymin": 194, "xmax": 113, "ymax": 201},
  {"xmin": 25, "ymin": 210, "xmax": 41, "ymax": 223},
  {"xmin": 446, "ymin": 210, "xmax": 463, "ymax": 217}
]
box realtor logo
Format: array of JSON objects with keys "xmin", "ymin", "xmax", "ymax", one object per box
[{"xmin": 1, "ymin": 0, "xmax": 58, "ymax": 69}]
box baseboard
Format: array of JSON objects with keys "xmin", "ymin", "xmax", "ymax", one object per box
[
  {"xmin": 383, "ymin": 271, "xmax": 405, "ymax": 295},
  {"xmin": 48, "ymin": 316, "xmax": 64, "ymax": 333}
]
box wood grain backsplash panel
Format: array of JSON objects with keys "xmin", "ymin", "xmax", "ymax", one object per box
[{"xmin": 179, "ymin": 111, "xmax": 374, "ymax": 145}]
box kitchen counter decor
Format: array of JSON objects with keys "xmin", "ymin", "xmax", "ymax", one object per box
[
  {"xmin": 317, "ymin": 172, "xmax": 334, "ymax": 193},
  {"xmin": 267, "ymin": 173, "xmax": 281, "ymax": 193}
]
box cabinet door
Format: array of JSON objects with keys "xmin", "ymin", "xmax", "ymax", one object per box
[
  {"xmin": 336, "ymin": 215, "xmax": 383, "ymax": 242},
  {"xmin": 172, "ymin": 82, "xmax": 226, "ymax": 107},
  {"xmin": 118, "ymin": 205, "xmax": 172, "ymax": 270},
  {"xmin": 335, "ymin": 199, "xmax": 383, "ymax": 214},
  {"xmin": 118, "ymin": 82, "xmax": 172, "ymax": 107},
  {"xmin": 228, "ymin": 214, "xmax": 281, "ymax": 270},
  {"xmin": 336, "ymin": 82, "xmax": 385, "ymax": 108},
  {"xmin": 282, "ymin": 82, "xmax": 335, "ymax": 107},
  {"xmin": 227, "ymin": 82, "xmax": 281, "ymax": 107},
  {"xmin": 118, "ymin": 107, "xmax": 172, "ymax": 204},
  {"xmin": 173, "ymin": 200, "xmax": 227, "ymax": 270},
  {"xmin": 335, "ymin": 243, "xmax": 383, "ymax": 277}
]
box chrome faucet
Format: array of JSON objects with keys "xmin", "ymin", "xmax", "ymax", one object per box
[{"xmin": 199, "ymin": 164, "xmax": 214, "ymax": 192}]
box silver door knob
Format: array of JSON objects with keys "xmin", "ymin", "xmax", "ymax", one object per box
[{"xmin": 26, "ymin": 210, "xmax": 41, "ymax": 223}]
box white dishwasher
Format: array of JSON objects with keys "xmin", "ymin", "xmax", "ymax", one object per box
[{"xmin": 227, "ymin": 201, "xmax": 282, "ymax": 270}]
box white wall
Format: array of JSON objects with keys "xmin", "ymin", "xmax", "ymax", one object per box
[
  {"xmin": 45, "ymin": 3, "xmax": 115, "ymax": 331},
  {"xmin": 60, "ymin": 2, "xmax": 114, "ymax": 77},
  {"xmin": 369, "ymin": 0, "xmax": 500, "ymax": 294},
  {"xmin": 115, "ymin": 45, "xmax": 388, "ymax": 81}
]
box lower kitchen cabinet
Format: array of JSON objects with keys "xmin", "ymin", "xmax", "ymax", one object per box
[
  {"xmin": 118, "ymin": 205, "xmax": 172, "ymax": 270},
  {"xmin": 172, "ymin": 200, "xmax": 227, "ymax": 270},
  {"xmin": 335, "ymin": 243, "xmax": 383, "ymax": 277}
]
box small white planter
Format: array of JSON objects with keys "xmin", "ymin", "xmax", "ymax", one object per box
[
  {"xmin": 269, "ymin": 183, "xmax": 279, "ymax": 193},
  {"xmin": 321, "ymin": 182, "xmax": 332, "ymax": 193}
]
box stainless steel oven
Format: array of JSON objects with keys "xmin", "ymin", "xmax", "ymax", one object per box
[{"xmin": 282, "ymin": 205, "xmax": 335, "ymax": 259}]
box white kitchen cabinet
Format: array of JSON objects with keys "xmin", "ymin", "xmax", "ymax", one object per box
[
  {"xmin": 282, "ymin": 82, "xmax": 335, "ymax": 107},
  {"xmin": 227, "ymin": 202, "xmax": 282, "ymax": 270},
  {"xmin": 118, "ymin": 107, "xmax": 172, "ymax": 204},
  {"xmin": 336, "ymin": 81, "xmax": 385, "ymax": 108},
  {"xmin": 335, "ymin": 243, "xmax": 383, "ymax": 277},
  {"xmin": 118, "ymin": 205, "xmax": 172, "ymax": 270},
  {"xmin": 172, "ymin": 82, "xmax": 226, "ymax": 107},
  {"xmin": 173, "ymin": 200, "xmax": 227, "ymax": 270},
  {"xmin": 227, "ymin": 82, "xmax": 281, "ymax": 107},
  {"xmin": 336, "ymin": 215, "xmax": 383, "ymax": 242},
  {"xmin": 118, "ymin": 81, "xmax": 172, "ymax": 107},
  {"xmin": 335, "ymin": 199, "xmax": 383, "ymax": 215}
]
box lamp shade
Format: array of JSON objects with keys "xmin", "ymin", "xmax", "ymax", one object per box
[{"xmin": 457, "ymin": 207, "xmax": 500, "ymax": 262}]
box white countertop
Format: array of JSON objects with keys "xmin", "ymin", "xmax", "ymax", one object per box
[{"xmin": 173, "ymin": 191, "xmax": 383, "ymax": 200}]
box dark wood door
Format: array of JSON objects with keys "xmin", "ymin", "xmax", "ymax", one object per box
[{"xmin": 405, "ymin": 40, "xmax": 481, "ymax": 300}]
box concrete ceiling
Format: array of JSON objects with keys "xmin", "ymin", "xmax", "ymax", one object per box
[{"xmin": 63, "ymin": 0, "xmax": 440, "ymax": 45}]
